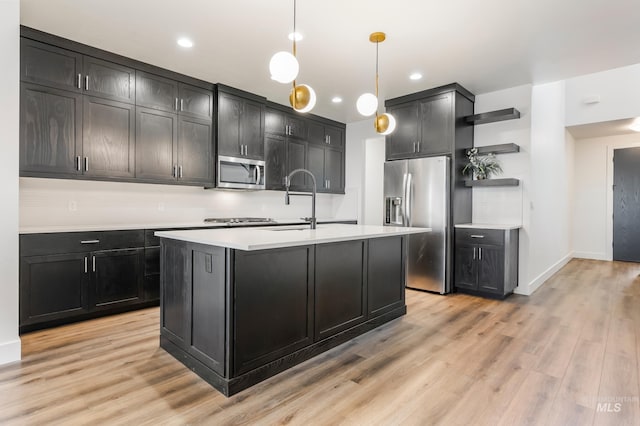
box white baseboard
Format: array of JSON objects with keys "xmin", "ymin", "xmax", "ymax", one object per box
[
  {"xmin": 0, "ymin": 338, "xmax": 21, "ymax": 366},
  {"xmin": 526, "ymin": 253, "xmax": 574, "ymax": 295},
  {"xmin": 573, "ymin": 251, "xmax": 610, "ymax": 261}
]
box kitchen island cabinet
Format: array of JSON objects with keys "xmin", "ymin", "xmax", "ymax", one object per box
[{"xmin": 156, "ymin": 224, "xmax": 429, "ymax": 396}]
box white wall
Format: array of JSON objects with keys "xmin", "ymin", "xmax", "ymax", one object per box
[
  {"xmin": 0, "ymin": 0, "xmax": 21, "ymax": 365},
  {"xmin": 566, "ymin": 63, "xmax": 640, "ymax": 127},
  {"xmin": 472, "ymin": 85, "xmax": 532, "ymax": 294},
  {"xmin": 362, "ymin": 136, "xmax": 385, "ymax": 226},
  {"xmin": 20, "ymin": 178, "xmax": 347, "ymax": 228},
  {"xmin": 572, "ymin": 133, "xmax": 640, "ymax": 260},
  {"xmin": 527, "ymin": 81, "xmax": 573, "ymax": 294}
]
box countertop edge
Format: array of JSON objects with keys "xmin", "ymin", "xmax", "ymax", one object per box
[{"xmin": 454, "ymin": 223, "xmax": 522, "ymax": 230}]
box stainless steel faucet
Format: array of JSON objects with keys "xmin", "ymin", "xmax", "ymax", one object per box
[{"xmin": 285, "ymin": 168, "xmax": 317, "ymax": 230}]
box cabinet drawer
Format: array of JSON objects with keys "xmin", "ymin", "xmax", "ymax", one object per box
[
  {"xmin": 21, "ymin": 230, "xmax": 144, "ymax": 256},
  {"xmin": 455, "ymin": 228, "xmax": 504, "ymax": 246}
]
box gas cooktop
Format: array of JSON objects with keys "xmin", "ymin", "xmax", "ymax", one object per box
[{"xmin": 204, "ymin": 217, "xmax": 277, "ymax": 225}]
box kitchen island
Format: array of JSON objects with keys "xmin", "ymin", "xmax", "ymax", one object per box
[{"xmin": 156, "ymin": 224, "xmax": 430, "ymax": 396}]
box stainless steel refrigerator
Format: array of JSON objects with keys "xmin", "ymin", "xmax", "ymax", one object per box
[{"xmin": 383, "ymin": 156, "xmax": 450, "ymax": 294}]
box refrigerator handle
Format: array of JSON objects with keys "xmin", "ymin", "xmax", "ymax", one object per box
[{"xmin": 405, "ymin": 173, "xmax": 413, "ymax": 227}]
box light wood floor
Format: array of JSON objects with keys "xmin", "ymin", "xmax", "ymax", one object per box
[{"xmin": 2, "ymin": 259, "xmax": 640, "ymax": 425}]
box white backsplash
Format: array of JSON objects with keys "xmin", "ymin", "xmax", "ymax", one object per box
[{"xmin": 20, "ymin": 178, "xmax": 352, "ymax": 228}]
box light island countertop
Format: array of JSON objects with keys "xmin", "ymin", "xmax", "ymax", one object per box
[
  {"xmin": 455, "ymin": 223, "xmax": 521, "ymax": 230},
  {"xmin": 155, "ymin": 224, "xmax": 430, "ymax": 251}
]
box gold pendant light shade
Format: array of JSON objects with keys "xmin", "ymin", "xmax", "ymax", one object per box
[
  {"xmin": 375, "ymin": 113, "xmax": 396, "ymax": 135},
  {"xmin": 290, "ymin": 84, "xmax": 316, "ymax": 113}
]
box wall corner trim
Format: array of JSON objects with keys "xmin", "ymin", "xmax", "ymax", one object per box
[{"xmin": 0, "ymin": 338, "xmax": 21, "ymax": 366}]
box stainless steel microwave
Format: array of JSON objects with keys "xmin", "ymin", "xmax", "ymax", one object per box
[{"xmin": 217, "ymin": 155, "xmax": 265, "ymax": 190}]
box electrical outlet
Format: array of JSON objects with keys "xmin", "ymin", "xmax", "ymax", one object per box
[{"xmin": 68, "ymin": 200, "xmax": 77, "ymax": 212}]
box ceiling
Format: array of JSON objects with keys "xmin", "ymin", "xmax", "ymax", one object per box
[
  {"xmin": 567, "ymin": 118, "xmax": 640, "ymax": 139},
  {"xmin": 20, "ymin": 0, "xmax": 640, "ymax": 123}
]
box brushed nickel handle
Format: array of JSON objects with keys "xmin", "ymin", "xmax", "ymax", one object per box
[
  {"xmin": 80, "ymin": 240, "xmax": 100, "ymax": 244},
  {"xmin": 417, "ymin": 142, "xmax": 421, "ymax": 152},
  {"xmin": 470, "ymin": 235, "xmax": 485, "ymax": 239},
  {"xmin": 328, "ymin": 135, "xmax": 331, "ymax": 144},
  {"xmin": 173, "ymin": 165, "xmax": 178, "ymax": 178},
  {"xmin": 175, "ymin": 98, "xmax": 179, "ymax": 111},
  {"xmin": 479, "ymin": 247, "xmax": 483, "ymax": 261},
  {"xmin": 413, "ymin": 142, "xmax": 416, "ymax": 153},
  {"xmin": 77, "ymin": 74, "xmax": 82, "ymax": 89},
  {"xmin": 178, "ymin": 165, "xmax": 183, "ymax": 178},
  {"xmin": 92, "ymin": 255, "xmax": 96, "ymax": 272},
  {"xmin": 473, "ymin": 247, "xmax": 476, "ymax": 260},
  {"xmin": 84, "ymin": 75, "xmax": 89, "ymax": 91},
  {"xmin": 84, "ymin": 257, "xmax": 88, "ymax": 273},
  {"xmin": 76, "ymin": 156, "xmax": 81, "ymax": 171},
  {"xmin": 180, "ymin": 98, "xmax": 184, "ymax": 111},
  {"xmin": 84, "ymin": 157, "xmax": 89, "ymax": 172}
]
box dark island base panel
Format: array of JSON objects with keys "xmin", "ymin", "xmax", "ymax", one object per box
[
  {"xmin": 161, "ymin": 305, "xmax": 406, "ymax": 397},
  {"xmin": 456, "ymin": 288, "xmax": 514, "ymax": 300}
]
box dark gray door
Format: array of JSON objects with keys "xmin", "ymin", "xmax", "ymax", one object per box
[{"xmin": 613, "ymin": 147, "xmax": 640, "ymax": 262}]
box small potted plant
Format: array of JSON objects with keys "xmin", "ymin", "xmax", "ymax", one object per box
[{"xmin": 462, "ymin": 148, "xmax": 503, "ymax": 180}]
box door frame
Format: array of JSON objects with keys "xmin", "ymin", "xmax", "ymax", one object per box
[{"xmin": 606, "ymin": 141, "xmax": 640, "ymax": 260}]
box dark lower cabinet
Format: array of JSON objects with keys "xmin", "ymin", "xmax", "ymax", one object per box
[
  {"xmin": 234, "ymin": 246, "xmax": 314, "ymax": 375},
  {"xmin": 315, "ymin": 241, "xmax": 366, "ymax": 340},
  {"xmin": 20, "ymin": 253, "xmax": 90, "ymax": 326},
  {"xmin": 19, "ymin": 230, "xmax": 157, "ymax": 333},
  {"xmin": 92, "ymin": 248, "xmax": 144, "ymax": 309},
  {"xmin": 159, "ymin": 235, "xmax": 408, "ymax": 397},
  {"xmin": 454, "ymin": 228, "xmax": 519, "ymax": 298}
]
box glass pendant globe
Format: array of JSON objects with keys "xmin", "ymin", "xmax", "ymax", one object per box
[
  {"xmin": 269, "ymin": 51, "xmax": 299, "ymax": 84},
  {"xmin": 379, "ymin": 113, "xmax": 396, "ymax": 135},
  {"xmin": 291, "ymin": 84, "xmax": 316, "ymax": 113},
  {"xmin": 356, "ymin": 93, "xmax": 378, "ymax": 117}
]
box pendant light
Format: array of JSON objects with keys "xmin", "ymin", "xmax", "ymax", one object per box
[
  {"xmin": 357, "ymin": 32, "xmax": 396, "ymax": 135},
  {"xmin": 269, "ymin": 0, "xmax": 316, "ymax": 113}
]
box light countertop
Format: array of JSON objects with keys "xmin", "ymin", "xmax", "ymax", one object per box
[
  {"xmin": 455, "ymin": 223, "xmax": 521, "ymax": 230},
  {"xmin": 155, "ymin": 224, "xmax": 431, "ymax": 251},
  {"xmin": 19, "ymin": 218, "xmax": 357, "ymax": 234}
]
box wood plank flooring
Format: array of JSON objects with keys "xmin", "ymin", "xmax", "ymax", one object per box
[{"xmin": 1, "ymin": 259, "xmax": 640, "ymax": 425}]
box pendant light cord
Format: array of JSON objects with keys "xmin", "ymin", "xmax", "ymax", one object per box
[
  {"xmin": 292, "ymin": 0, "xmax": 297, "ymax": 108},
  {"xmin": 375, "ymin": 40, "xmax": 379, "ymax": 118}
]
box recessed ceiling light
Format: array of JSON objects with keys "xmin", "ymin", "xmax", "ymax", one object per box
[
  {"xmin": 630, "ymin": 118, "xmax": 640, "ymax": 132},
  {"xmin": 288, "ymin": 32, "xmax": 303, "ymax": 41},
  {"xmin": 331, "ymin": 97, "xmax": 343, "ymax": 104},
  {"xmin": 409, "ymin": 72, "xmax": 423, "ymax": 81},
  {"xmin": 177, "ymin": 37, "xmax": 194, "ymax": 48}
]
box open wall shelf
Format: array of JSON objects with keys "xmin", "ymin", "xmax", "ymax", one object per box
[
  {"xmin": 465, "ymin": 108, "xmax": 521, "ymax": 125},
  {"xmin": 464, "ymin": 178, "xmax": 520, "ymax": 187},
  {"xmin": 475, "ymin": 143, "xmax": 520, "ymax": 155}
]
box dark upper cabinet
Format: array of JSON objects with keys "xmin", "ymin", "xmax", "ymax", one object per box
[
  {"xmin": 135, "ymin": 107, "xmax": 177, "ymax": 181},
  {"xmin": 20, "ymin": 39, "xmax": 82, "ymax": 92},
  {"xmin": 306, "ymin": 145, "xmax": 344, "ymax": 194},
  {"xmin": 217, "ymin": 90, "xmax": 265, "ymax": 160},
  {"xmin": 419, "ymin": 93, "xmax": 453, "ymax": 156},
  {"xmin": 92, "ymin": 248, "xmax": 144, "ymax": 309},
  {"xmin": 20, "ymin": 252, "xmax": 91, "ymax": 326},
  {"xmin": 264, "ymin": 134, "xmax": 286, "ymax": 190},
  {"xmin": 287, "ymin": 139, "xmax": 307, "ymax": 191},
  {"xmin": 286, "ymin": 115, "xmax": 307, "ymax": 139},
  {"xmin": 179, "ymin": 83, "xmax": 213, "ymax": 119},
  {"xmin": 83, "ymin": 56, "xmax": 135, "ymax": 104},
  {"xmin": 20, "ymin": 83, "xmax": 82, "ymax": 175},
  {"xmin": 265, "ymin": 108, "xmax": 285, "ymax": 135},
  {"xmin": 82, "ymin": 97, "xmax": 135, "ymax": 178},
  {"xmin": 264, "ymin": 107, "xmax": 307, "ymax": 139},
  {"xmin": 308, "ymin": 121, "xmax": 344, "ymax": 148},
  {"xmin": 136, "ymin": 71, "xmax": 179, "ymax": 113},
  {"xmin": 386, "ymin": 102, "xmax": 419, "ymax": 160},
  {"xmin": 177, "ymin": 116, "xmax": 214, "ymax": 185}
]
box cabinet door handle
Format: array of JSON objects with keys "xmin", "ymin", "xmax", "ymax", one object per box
[
  {"xmin": 92, "ymin": 255, "xmax": 96, "ymax": 272},
  {"xmin": 328, "ymin": 135, "xmax": 331, "ymax": 144},
  {"xmin": 328, "ymin": 179, "xmax": 331, "ymax": 189},
  {"xmin": 80, "ymin": 240, "xmax": 100, "ymax": 244},
  {"xmin": 473, "ymin": 247, "xmax": 476, "ymax": 260},
  {"xmin": 84, "ymin": 157, "xmax": 89, "ymax": 172},
  {"xmin": 417, "ymin": 142, "xmax": 420, "ymax": 152},
  {"xmin": 470, "ymin": 235, "xmax": 485, "ymax": 239},
  {"xmin": 413, "ymin": 142, "xmax": 417, "ymax": 153},
  {"xmin": 84, "ymin": 256, "xmax": 88, "ymax": 273},
  {"xmin": 76, "ymin": 156, "xmax": 81, "ymax": 171},
  {"xmin": 173, "ymin": 165, "xmax": 178, "ymax": 178},
  {"xmin": 479, "ymin": 247, "xmax": 482, "ymax": 260},
  {"xmin": 77, "ymin": 74, "xmax": 82, "ymax": 89},
  {"xmin": 84, "ymin": 75, "xmax": 89, "ymax": 91},
  {"xmin": 175, "ymin": 98, "xmax": 179, "ymax": 111},
  {"xmin": 178, "ymin": 165, "xmax": 183, "ymax": 178},
  {"xmin": 180, "ymin": 98, "xmax": 184, "ymax": 111}
]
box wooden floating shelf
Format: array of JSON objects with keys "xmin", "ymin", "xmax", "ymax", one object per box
[
  {"xmin": 475, "ymin": 143, "xmax": 520, "ymax": 155},
  {"xmin": 464, "ymin": 178, "xmax": 520, "ymax": 187},
  {"xmin": 465, "ymin": 108, "xmax": 521, "ymax": 125}
]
